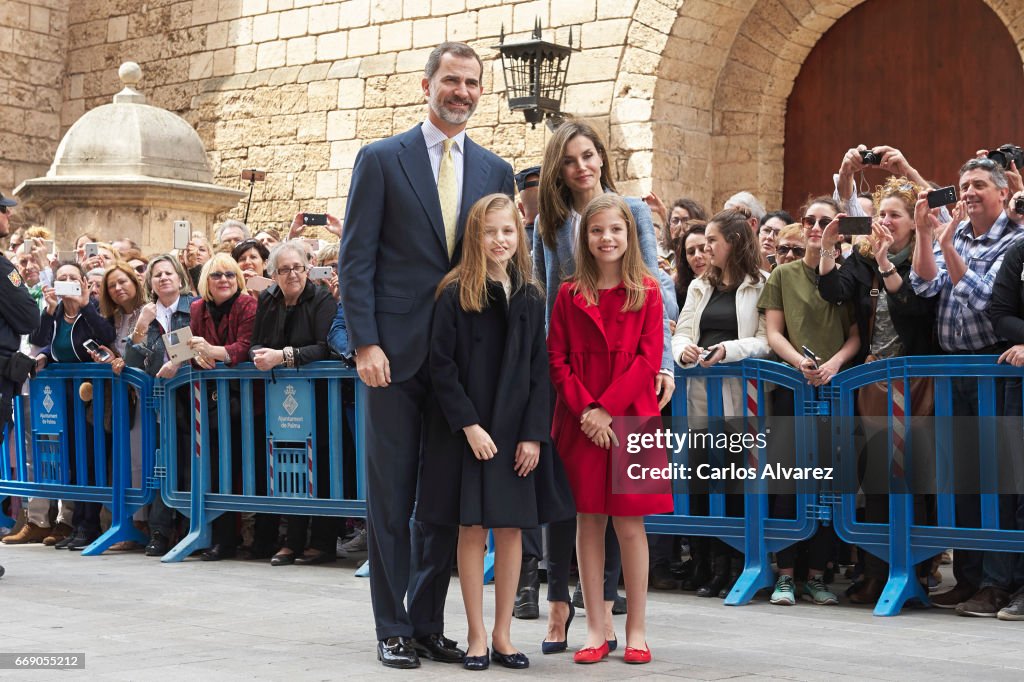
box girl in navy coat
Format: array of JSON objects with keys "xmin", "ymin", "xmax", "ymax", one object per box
[{"xmin": 418, "ymin": 194, "xmax": 573, "ymax": 671}]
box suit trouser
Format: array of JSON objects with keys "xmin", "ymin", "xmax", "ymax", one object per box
[{"xmin": 364, "ymin": 363, "xmax": 458, "ymax": 641}]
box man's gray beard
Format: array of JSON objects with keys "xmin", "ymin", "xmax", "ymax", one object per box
[{"xmin": 430, "ymin": 98, "xmax": 476, "ymax": 126}]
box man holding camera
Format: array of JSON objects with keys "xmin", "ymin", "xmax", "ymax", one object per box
[{"xmin": 912, "ymin": 157, "xmax": 1024, "ymax": 617}]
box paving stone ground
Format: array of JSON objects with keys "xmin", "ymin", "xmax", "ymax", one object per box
[{"xmin": 0, "ymin": 546, "xmax": 1021, "ymax": 680}]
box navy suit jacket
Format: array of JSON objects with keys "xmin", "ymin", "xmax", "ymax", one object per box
[{"xmin": 340, "ymin": 124, "xmax": 514, "ymax": 383}]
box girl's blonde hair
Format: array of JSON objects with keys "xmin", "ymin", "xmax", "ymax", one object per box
[
  {"xmin": 572, "ymin": 194, "xmax": 649, "ymax": 312},
  {"xmin": 857, "ymin": 175, "xmax": 922, "ymax": 258},
  {"xmin": 435, "ymin": 194, "xmax": 536, "ymax": 313}
]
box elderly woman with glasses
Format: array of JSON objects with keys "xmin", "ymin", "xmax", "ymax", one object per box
[{"xmin": 251, "ymin": 240, "xmax": 338, "ymax": 565}]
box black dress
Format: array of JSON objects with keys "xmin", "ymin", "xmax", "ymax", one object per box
[{"xmin": 417, "ymin": 278, "xmax": 574, "ymax": 529}]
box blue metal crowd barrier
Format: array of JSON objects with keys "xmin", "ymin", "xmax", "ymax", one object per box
[
  {"xmin": 829, "ymin": 355, "xmax": 1024, "ymax": 616},
  {"xmin": 155, "ymin": 361, "xmax": 364, "ymax": 563},
  {"xmin": 0, "ymin": 364, "xmax": 157, "ymax": 555},
  {"xmin": 653, "ymin": 359, "xmax": 823, "ymax": 605}
]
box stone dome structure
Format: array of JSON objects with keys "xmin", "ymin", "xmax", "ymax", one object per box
[
  {"xmin": 48, "ymin": 62, "xmax": 213, "ymax": 183},
  {"xmin": 14, "ymin": 61, "xmax": 244, "ymax": 254}
]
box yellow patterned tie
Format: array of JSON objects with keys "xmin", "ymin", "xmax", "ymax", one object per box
[{"xmin": 438, "ymin": 138, "xmax": 457, "ymax": 259}]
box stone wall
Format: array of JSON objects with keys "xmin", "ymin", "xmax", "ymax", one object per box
[
  {"xmin": 0, "ymin": 0, "xmax": 69, "ymax": 194},
  {"xmin": 4, "ymin": 0, "xmax": 1024, "ymax": 234}
]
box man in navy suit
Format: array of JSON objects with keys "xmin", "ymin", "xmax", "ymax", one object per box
[{"xmin": 340, "ymin": 42, "xmax": 514, "ymax": 669}]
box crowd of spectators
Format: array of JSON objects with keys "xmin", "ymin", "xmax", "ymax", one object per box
[{"xmin": 1, "ymin": 138, "xmax": 1023, "ymax": 623}]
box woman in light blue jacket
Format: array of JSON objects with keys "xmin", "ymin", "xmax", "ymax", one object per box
[{"xmin": 530, "ymin": 119, "xmax": 674, "ymax": 655}]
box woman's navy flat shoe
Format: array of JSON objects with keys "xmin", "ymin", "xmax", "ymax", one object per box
[
  {"xmin": 463, "ymin": 649, "xmax": 489, "ymax": 671},
  {"xmin": 491, "ymin": 649, "xmax": 529, "ymax": 669}
]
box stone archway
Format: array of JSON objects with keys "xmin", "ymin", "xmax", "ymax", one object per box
[{"xmin": 634, "ymin": 0, "xmax": 1024, "ymax": 213}]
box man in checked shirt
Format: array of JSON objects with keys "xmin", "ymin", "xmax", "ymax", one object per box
[{"xmin": 912, "ymin": 157, "xmax": 1024, "ymax": 617}]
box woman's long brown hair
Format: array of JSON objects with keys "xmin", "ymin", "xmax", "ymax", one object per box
[
  {"xmin": 435, "ymin": 194, "xmax": 536, "ymax": 312},
  {"xmin": 536, "ymin": 119, "xmax": 616, "ymax": 250}
]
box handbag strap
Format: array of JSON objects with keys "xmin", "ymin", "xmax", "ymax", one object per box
[{"xmin": 865, "ymin": 270, "xmax": 881, "ymax": 344}]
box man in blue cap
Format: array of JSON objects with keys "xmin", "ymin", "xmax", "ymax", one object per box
[{"xmin": 514, "ymin": 165, "xmax": 540, "ymax": 246}]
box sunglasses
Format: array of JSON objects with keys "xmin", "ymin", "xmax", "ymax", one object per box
[
  {"xmin": 801, "ymin": 216, "xmax": 832, "ymax": 229},
  {"xmin": 134, "ymin": 264, "xmax": 147, "ymax": 274},
  {"xmin": 0, "ymin": 205, "xmax": 7, "ymax": 214},
  {"xmin": 208, "ymin": 271, "xmax": 235, "ymax": 280},
  {"xmin": 776, "ymin": 245, "xmax": 806, "ymax": 257}
]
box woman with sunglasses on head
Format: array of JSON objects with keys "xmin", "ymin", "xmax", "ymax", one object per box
[
  {"xmin": 817, "ymin": 177, "xmax": 939, "ymax": 604},
  {"xmin": 757, "ymin": 195, "xmax": 860, "ymax": 607},
  {"xmin": 251, "ymin": 241, "xmax": 338, "ymax": 566}
]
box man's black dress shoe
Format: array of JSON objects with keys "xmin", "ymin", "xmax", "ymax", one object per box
[
  {"xmin": 145, "ymin": 532, "xmax": 169, "ymax": 557},
  {"xmin": 491, "ymin": 649, "xmax": 529, "ymax": 669},
  {"xmin": 294, "ymin": 551, "xmax": 337, "ymax": 566},
  {"xmin": 378, "ymin": 637, "xmax": 420, "ymax": 669},
  {"xmin": 201, "ymin": 544, "xmax": 236, "ymax": 561},
  {"xmin": 66, "ymin": 533, "xmax": 98, "ymax": 551},
  {"xmin": 463, "ymin": 649, "xmax": 489, "ymax": 671},
  {"xmin": 411, "ymin": 633, "xmax": 465, "ymax": 663},
  {"xmin": 514, "ymin": 557, "xmax": 540, "ymax": 619},
  {"xmin": 270, "ymin": 552, "xmax": 295, "ymax": 566}
]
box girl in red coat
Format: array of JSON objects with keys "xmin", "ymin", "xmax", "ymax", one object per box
[{"xmin": 548, "ymin": 194, "xmax": 673, "ymax": 665}]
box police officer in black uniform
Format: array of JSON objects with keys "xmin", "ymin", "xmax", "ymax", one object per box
[{"xmin": 0, "ymin": 191, "xmax": 41, "ymax": 437}]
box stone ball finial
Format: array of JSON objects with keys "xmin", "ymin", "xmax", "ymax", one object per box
[{"xmin": 119, "ymin": 62, "xmax": 142, "ymax": 86}]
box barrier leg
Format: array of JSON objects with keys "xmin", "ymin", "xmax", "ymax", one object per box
[
  {"xmin": 874, "ymin": 494, "xmax": 927, "ymax": 616},
  {"xmin": 724, "ymin": 494, "xmax": 774, "ymax": 605},
  {"xmin": 482, "ymin": 530, "xmax": 495, "ymax": 585},
  {"xmin": 163, "ymin": 383, "xmax": 213, "ymax": 563}
]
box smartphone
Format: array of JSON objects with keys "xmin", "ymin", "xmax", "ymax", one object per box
[
  {"xmin": 82, "ymin": 339, "xmax": 111, "ymax": 361},
  {"xmin": 801, "ymin": 345, "xmax": 819, "ymax": 369},
  {"xmin": 173, "ymin": 220, "xmax": 191, "ymax": 250},
  {"xmin": 54, "ymin": 280, "xmax": 82, "ymax": 297},
  {"xmin": 42, "ymin": 239, "xmax": 55, "ymax": 255},
  {"xmin": 838, "ymin": 216, "xmax": 872, "ymax": 235},
  {"xmin": 308, "ymin": 265, "xmax": 333, "ymax": 281},
  {"xmin": 700, "ymin": 346, "xmax": 717, "ymax": 361},
  {"xmin": 241, "ymin": 169, "xmax": 266, "ymax": 182},
  {"xmin": 927, "ymin": 185, "xmax": 957, "ymax": 209},
  {"xmin": 84, "ymin": 242, "xmax": 99, "ymax": 258},
  {"xmin": 245, "ymin": 275, "xmax": 273, "ymax": 292},
  {"xmin": 302, "ymin": 213, "xmax": 328, "ymax": 226},
  {"xmin": 302, "ymin": 237, "xmax": 321, "ymax": 252}
]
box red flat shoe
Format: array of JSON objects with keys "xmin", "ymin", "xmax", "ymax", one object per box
[
  {"xmin": 623, "ymin": 643, "xmax": 652, "ymax": 664},
  {"xmin": 572, "ymin": 641, "xmax": 609, "ymax": 664}
]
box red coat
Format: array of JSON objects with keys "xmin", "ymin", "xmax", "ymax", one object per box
[
  {"xmin": 189, "ymin": 293, "xmax": 257, "ymax": 366},
  {"xmin": 548, "ymin": 279, "xmax": 673, "ymax": 516}
]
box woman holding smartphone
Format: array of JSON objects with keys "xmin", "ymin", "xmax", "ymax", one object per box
[
  {"xmin": 31, "ymin": 262, "xmax": 116, "ymax": 551},
  {"xmin": 758, "ymin": 195, "xmax": 859, "ymax": 607}
]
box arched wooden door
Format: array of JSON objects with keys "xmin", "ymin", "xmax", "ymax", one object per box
[{"xmin": 783, "ymin": 0, "xmax": 1024, "ymax": 215}]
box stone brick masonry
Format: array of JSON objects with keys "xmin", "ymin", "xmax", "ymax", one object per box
[{"xmin": 2, "ymin": 0, "xmax": 1023, "ymax": 235}]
